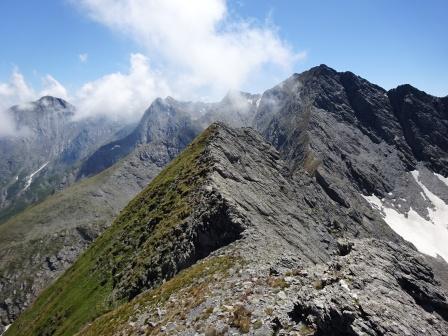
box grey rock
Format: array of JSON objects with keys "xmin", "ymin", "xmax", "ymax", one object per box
[{"xmin": 290, "ymin": 239, "xmax": 448, "ymax": 336}]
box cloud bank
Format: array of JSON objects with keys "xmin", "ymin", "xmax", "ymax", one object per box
[
  {"xmin": 0, "ymin": 70, "xmax": 69, "ymax": 136},
  {"xmin": 0, "ymin": 0, "xmax": 304, "ymax": 135},
  {"xmin": 76, "ymin": 0, "xmax": 303, "ymax": 97},
  {"xmin": 75, "ymin": 53, "xmax": 170, "ymax": 120}
]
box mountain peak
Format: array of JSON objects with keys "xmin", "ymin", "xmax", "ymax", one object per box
[
  {"xmin": 389, "ymin": 83, "xmax": 434, "ymax": 99},
  {"xmin": 36, "ymin": 96, "xmax": 71, "ymax": 109},
  {"xmin": 301, "ymin": 63, "xmax": 338, "ymax": 77}
]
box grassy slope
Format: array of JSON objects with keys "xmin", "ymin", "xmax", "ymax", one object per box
[
  {"xmin": 5, "ymin": 125, "xmax": 214, "ymax": 336},
  {"xmin": 78, "ymin": 255, "xmax": 237, "ymax": 336},
  {"xmin": 0, "ymin": 163, "xmax": 116, "ymax": 246}
]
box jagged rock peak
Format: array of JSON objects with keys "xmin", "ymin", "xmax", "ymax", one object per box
[
  {"xmin": 302, "ymin": 63, "xmax": 338, "ymax": 76},
  {"xmin": 389, "ymin": 83, "xmax": 446, "ymax": 100}
]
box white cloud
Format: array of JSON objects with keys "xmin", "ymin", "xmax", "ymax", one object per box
[
  {"xmin": 0, "ymin": 68, "xmax": 35, "ymax": 104},
  {"xmin": 79, "ymin": 53, "xmax": 88, "ymax": 63},
  {"xmin": 75, "ymin": 0, "xmax": 304, "ymax": 99},
  {"xmin": 40, "ymin": 75, "xmax": 70, "ymax": 100},
  {"xmin": 0, "ymin": 54, "xmax": 168, "ymax": 131},
  {"xmin": 0, "ymin": 0, "xmax": 304, "ymax": 129},
  {"xmin": 0, "ymin": 69, "xmax": 36, "ymax": 137},
  {"xmin": 0, "ymin": 69, "xmax": 71, "ymax": 136},
  {"xmin": 75, "ymin": 53, "xmax": 170, "ymax": 120}
]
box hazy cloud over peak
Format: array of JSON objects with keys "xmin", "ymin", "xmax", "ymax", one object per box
[
  {"xmin": 76, "ymin": 0, "xmax": 304, "ymax": 97},
  {"xmin": 0, "ymin": 0, "xmax": 304, "ymax": 134},
  {"xmin": 0, "ymin": 70, "xmax": 72, "ymax": 136},
  {"xmin": 40, "ymin": 75, "xmax": 70, "ymax": 101},
  {"xmin": 75, "ymin": 53, "xmax": 171, "ymax": 120}
]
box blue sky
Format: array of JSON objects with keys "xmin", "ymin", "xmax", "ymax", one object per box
[{"xmin": 0, "ymin": 0, "xmax": 447, "ymax": 120}]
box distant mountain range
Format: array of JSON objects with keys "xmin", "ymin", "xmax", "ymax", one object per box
[
  {"xmin": 1, "ymin": 65, "xmax": 448, "ymax": 335},
  {"xmin": 0, "ymin": 96, "xmax": 134, "ymax": 223}
]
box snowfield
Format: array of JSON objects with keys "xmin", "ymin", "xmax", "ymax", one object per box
[
  {"xmin": 23, "ymin": 162, "xmax": 49, "ymax": 191},
  {"xmin": 362, "ymin": 170, "xmax": 448, "ymax": 262}
]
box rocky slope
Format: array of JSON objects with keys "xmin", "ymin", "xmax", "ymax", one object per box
[
  {"xmin": 253, "ymin": 65, "xmax": 448, "ymax": 262},
  {"xmin": 5, "ymin": 123, "xmax": 448, "ymax": 336},
  {"xmin": 0, "ymin": 100, "xmax": 202, "ymax": 332},
  {"xmin": 0, "ymin": 96, "xmax": 129, "ymax": 223}
]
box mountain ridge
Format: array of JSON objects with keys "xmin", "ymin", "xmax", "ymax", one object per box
[
  {"xmin": 6, "ymin": 122, "xmax": 448, "ymax": 336},
  {"xmin": 2, "ymin": 65, "xmax": 448, "ymax": 335}
]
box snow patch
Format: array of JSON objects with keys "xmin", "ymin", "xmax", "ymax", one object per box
[
  {"xmin": 411, "ymin": 171, "xmax": 448, "ymax": 228},
  {"xmin": 435, "ymin": 172, "xmax": 448, "ymax": 187},
  {"xmin": 256, "ymin": 97, "xmax": 261, "ymax": 108},
  {"xmin": 362, "ymin": 170, "xmax": 448, "ymax": 262},
  {"xmin": 339, "ymin": 279, "xmax": 358, "ymax": 299},
  {"xmin": 23, "ymin": 162, "xmax": 49, "ymax": 191},
  {"xmin": 1, "ymin": 324, "xmax": 11, "ymax": 335}
]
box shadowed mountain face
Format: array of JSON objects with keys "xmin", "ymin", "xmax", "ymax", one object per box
[
  {"xmin": 254, "ymin": 65, "xmax": 447, "ymax": 220},
  {"xmin": 0, "ymin": 96, "xmax": 131, "ymax": 223},
  {"xmin": 388, "ymin": 84, "xmax": 448, "ymax": 175},
  {"xmin": 253, "ymin": 65, "xmax": 448, "ymax": 266},
  {"xmin": 77, "ymin": 98, "xmax": 201, "ymax": 178},
  {"xmin": 2, "ymin": 66, "xmax": 448, "ymax": 335}
]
